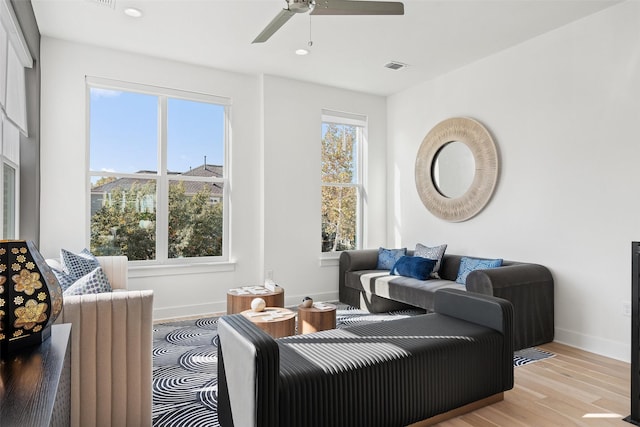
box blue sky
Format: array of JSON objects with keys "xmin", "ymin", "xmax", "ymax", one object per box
[{"xmin": 89, "ymin": 88, "xmax": 225, "ymax": 175}]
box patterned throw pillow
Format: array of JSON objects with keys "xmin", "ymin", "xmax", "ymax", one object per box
[
  {"xmin": 63, "ymin": 267, "xmax": 113, "ymax": 296},
  {"xmin": 61, "ymin": 248, "xmax": 100, "ymax": 278},
  {"xmin": 51, "ymin": 267, "xmax": 79, "ymax": 292},
  {"xmin": 455, "ymin": 257, "xmax": 503, "ymax": 285},
  {"xmin": 377, "ymin": 247, "xmax": 407, "ymax": 270},
  {"xmin": 414, "ymin": 243, "xmax": 447, "ymax": 278}
]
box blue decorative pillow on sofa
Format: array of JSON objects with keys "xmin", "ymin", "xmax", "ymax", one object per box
[
  {"xmin": 391, "ymin": 256, "xmax": 437, "ymax": 281},
  {"xmin": 414, "ymin": 243, "xmax": 447, "ymax": 278},
  {"xmin": 456, "ymin": 257, "xmax": 503, "ymax": 285},
  {"xmin": 377, "ymin": 247, "xmax": 407, "ymax": 270}
]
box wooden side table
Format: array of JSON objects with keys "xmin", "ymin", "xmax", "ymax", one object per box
[
  {"xmin": 298, "ymin": 303, "xmax": 337, "ymax": 334},
  {"xmin": 0, "ymin": 323, "xmax": 71, "ymax": 427},
  {"xmin": 227, "ymin": 286, "xmax": 284, "ymax": 314},
  {"xmin": 241, "ymin": 307, "xmax": 296, "ymax": 338}
]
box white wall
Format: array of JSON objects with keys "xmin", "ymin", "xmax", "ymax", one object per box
[
  {"xmin": 387, "ymin": 1, "xmax": 640, "ymax": 361},
  {"xmin": 39, "ymin": 39, "xmax": 387, "ymax": 319},
  {"xmin": 261, "ymin": 75, "xmax": 387, "ymax": 304}
]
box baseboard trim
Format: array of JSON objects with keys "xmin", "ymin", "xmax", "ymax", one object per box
[
  {"xmin": 554, "ymin": 327, "xmax": 629, "ymax": 363},
  {"xmin": 154, "ymin": 301, "xmax": 226, "ymax": 322},
  {"xmin": 153, "ymin": 290, "xmax": 340, "ymax": 322}
]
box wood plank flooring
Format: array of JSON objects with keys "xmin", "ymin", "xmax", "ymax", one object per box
[{"xmin": 435, "ymin": 342, "xmax": 631, "ymax": 426}]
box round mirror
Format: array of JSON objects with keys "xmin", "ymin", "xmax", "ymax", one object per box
[
  {"xmin": 415, "ymin": 117, "xmax": 498, "ymax": 222},
  {"xmin": 432, "ymin": 141, "xmax": 475, "ymax": 199}
]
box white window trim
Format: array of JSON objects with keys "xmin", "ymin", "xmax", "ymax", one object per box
[
  {"xmin": 320, "ymin": 109, "xmax": 367, "ymax": 256},
  {"xmin": 0, "ymin": 112, "xmax": 20, "ymax": 239},
  {"xmin": 86, "ymin": 77, "xmax": 231, "ymax": 265},
  {"xmin": 0, "ymin": 0, "xmax": 32, "ymax": 68},
  {"xmin": 0, "ymin": 0, "xmax": 29, "ymax": 239}
]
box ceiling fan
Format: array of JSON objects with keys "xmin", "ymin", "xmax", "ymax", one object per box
[{"xmin": 253, "ymin": 0, "xmax": 405, "ymax": 44}]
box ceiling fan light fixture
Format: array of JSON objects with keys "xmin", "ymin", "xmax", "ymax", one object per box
[
  {"xmin": 384, "ymin": 61, "xmax": 408, "ymax": 70},
  {"xmin": 124, "ymin": 7, "xmax": 143, "ymax": 18}
]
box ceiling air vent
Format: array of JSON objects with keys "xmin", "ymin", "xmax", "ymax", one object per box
[
  {"xmin": 384, "ymin": 61, "xmax": 408, "ymax": 71},
  {"xmin": 86, "ymin": 0, "xmax": 116, "ymax": 8}
]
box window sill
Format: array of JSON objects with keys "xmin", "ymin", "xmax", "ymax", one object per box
[{"xmin": 129, "ymin": 260, "xmax": 236, "ymax": 278}]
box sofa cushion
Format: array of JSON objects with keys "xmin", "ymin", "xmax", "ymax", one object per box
[
  {"xmin": 456, "ymin": 257, "xmax": 503, "ymax": 284},
  {"xmin": 347, "ymin": 270, "xmax": 465, "ymax": 310},
  {"xmin": 391, "ymin": 256, "xmax": 436, "ymax": 280},
  {"xmin": 63, "ymin": 266, "xmax": 112, "ymax": 296},
  {"xmin": 414, "ymin": 243, "xmax": 447, "ymax": 278},
  {"xmin": 376, "ymin": 247, "xmax": 407, "ymax": 270}
]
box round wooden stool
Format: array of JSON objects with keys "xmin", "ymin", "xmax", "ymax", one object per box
[
  {"xmin": 241, "ymin": 307, "xmax": 296, "ymax": 338},
  {"xmin": 297, "ymin": 303, "xmax": 337, "ymax": 334},
  {"xmin": 227, "ymin": 286, "xmax": 284, "ymax": 314}
]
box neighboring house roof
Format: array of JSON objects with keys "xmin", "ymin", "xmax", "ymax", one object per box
[{"xmin": 91, "ymin": 164, "xmax": 223, "ymax": 197}]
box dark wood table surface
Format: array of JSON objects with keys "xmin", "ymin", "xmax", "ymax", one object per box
[{"xmin": 0, "ymin": 323, "xmax": 71, "ymax": 427}]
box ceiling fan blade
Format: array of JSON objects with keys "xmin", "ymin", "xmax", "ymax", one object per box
[
  {"xmin": 311, "ymin": 0, "xmax": 404, "ymax": 16},
  {"xmin": 253, "ymin": 8, "xmax": 296, "ymax": 43}
]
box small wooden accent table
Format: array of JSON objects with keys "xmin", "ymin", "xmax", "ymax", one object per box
[
  {"xmin": 241, "ymin": 307, "xmax": 296, "ymax": 338},
  {"xmin": 227, "ymin": 286, "xmax": 284, "ymax": 314},
  {"xmin": 297, "ymin": 303, "xmax": 337, "ymax": 334}
]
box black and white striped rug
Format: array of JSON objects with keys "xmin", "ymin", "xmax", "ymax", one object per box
[{"xmin": 152, "ymin": 303, "xmax": 553, "ymax": 426}]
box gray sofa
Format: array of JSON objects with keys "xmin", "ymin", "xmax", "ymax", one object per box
[
  {"xmin": 339, "ymin": 249, "xmax": 554, "ymax": 350},
  {"xmin": 217, "ymin": 289, "xmax": 514, "ymax": 427}
]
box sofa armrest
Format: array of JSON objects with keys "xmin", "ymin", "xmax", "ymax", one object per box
[
  {"xmin": 465, "ymin": 263, "xmax": 552, "ymax": 295},
  {"xmin": 434, "ymin": 288, "xmax": 514, "ymax": 390},
  {"xmin": 434, "ymin": 288, "xmax": 513, "ymax": 337},
  {"xmin": 339, "ymin": 249, "xmax": 380, "ymax": 273},
  {"xmin": 217, "ymin": 314, "xmax": 280, "ymax": 427},
  {"xmin": 58, "ymin": 290, "xmax": 153, "ymax": 427},
  {"xmin": 466, "ymin": 264, "xmax": 554, "ymax": 350}
]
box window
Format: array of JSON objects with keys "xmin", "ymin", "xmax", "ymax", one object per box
[
  {"xmin": 321, "ymin": 110, "xmax": 366, "ymax": 253},
  {"xmin": 0, "ymin": 1, "xmax": 31, "ymax": 239},
  {"xmin": 87, "ymin": 78, "xmax": 229, "ymax": 262}
]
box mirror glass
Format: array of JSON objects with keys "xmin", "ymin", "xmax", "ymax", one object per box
[{"xmin": 432, "ymin": 141, "xmax": 475, "ymax": 198}]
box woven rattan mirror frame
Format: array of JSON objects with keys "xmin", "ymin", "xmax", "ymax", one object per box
[{"xmin": 415, "ymin": 117, "xmax": 498, "ymax": 222}]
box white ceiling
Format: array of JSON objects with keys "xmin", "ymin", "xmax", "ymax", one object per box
[{"xmin": 31, "ymin": 0, "xmax": 622, "ymax": 96}]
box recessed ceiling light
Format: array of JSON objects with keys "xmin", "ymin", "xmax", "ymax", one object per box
[
  {"xmin": 124, "ymin": 7, "xmax": 143, "ymax": 18},
  {"xmin": 295, "ymin": 48, "xmax": 309, "ymax": 56}
]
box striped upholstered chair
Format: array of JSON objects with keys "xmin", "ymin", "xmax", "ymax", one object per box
[{"xmin": 50, "ymin": 256, "xmax": 154, "ymax": 427}]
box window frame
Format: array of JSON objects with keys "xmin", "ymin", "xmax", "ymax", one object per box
[
  {"xmin": 86, "ymin": 76, "xmax": 231, "ymax": 265},
  {"xmin": 0, "ymin": 113, "xmax": 20, "ymax": 239},
  {"xmin": 0, "ymin": 0, "xmax": 32, "ymax": 240},
  {"xmin": 320, "ymin": 109, "xmax": 367, "ymax": 256}
]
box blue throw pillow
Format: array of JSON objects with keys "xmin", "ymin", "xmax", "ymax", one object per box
[
  {"xmin": 377, "ymin": 247, "xmax": 407, "ymax": 270},
  {"xmin": 414, "ymin": 243, "xmax": 447, "ymax": 278},
  {"xmin": 456, "ymin": 257, "xmax": 503, "ymax": 285},
  {"xmin": 391, "ymin": 256, "xmax": 437, "ymax": 281}
]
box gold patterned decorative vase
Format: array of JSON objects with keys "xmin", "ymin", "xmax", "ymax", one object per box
[{"xmin": 0, "ymin": 240, "xmax": 63, "ymax": 358}]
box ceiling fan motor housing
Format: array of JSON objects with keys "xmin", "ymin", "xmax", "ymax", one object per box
[{"xmin": 288, "ymin": 0, "xmax": 314, "ymax": 13}]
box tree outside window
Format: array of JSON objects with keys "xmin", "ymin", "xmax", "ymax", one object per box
[
  {"xmin": 88, "ymin": 78, "xmax": 229, "ymax": 262},
  {"xmin": 321, "ymin": 111, "xmax": 365, "ymax": 253}
]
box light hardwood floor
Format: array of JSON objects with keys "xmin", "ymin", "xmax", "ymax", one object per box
[{"xmin": 435, "ymin": 342, "xmax": 631, "ymax": 426}]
